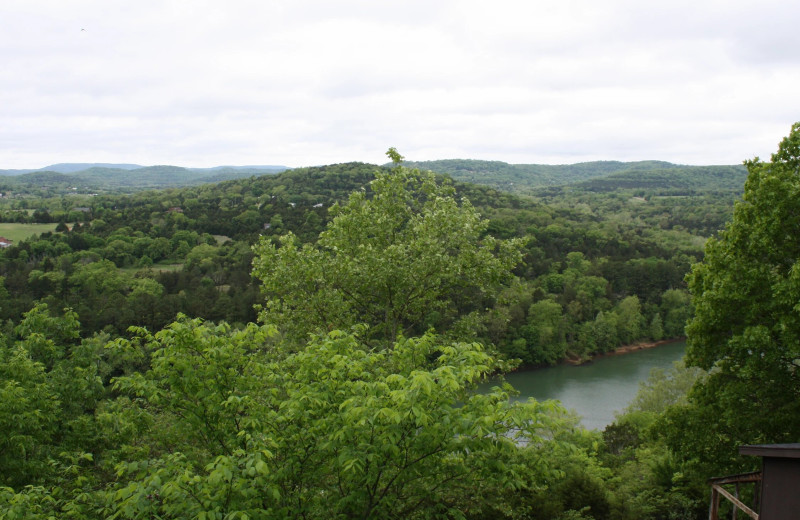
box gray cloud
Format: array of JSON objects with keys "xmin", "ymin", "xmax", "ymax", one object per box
[{"xmin": 1, "ymin": 0, "xmax": 798, "ymax": 168}]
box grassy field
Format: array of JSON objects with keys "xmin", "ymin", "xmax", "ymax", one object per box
[
  {"xmin": 0, "ymin": 223, "xmax": 59, "ymax": 243},
  {"xmin": 120, "ymin": 263, "xmax": 184, "ymax": 275},
  {"xmin": 147, "ymin": 263, "xmax": 184, "ymax": 273}
]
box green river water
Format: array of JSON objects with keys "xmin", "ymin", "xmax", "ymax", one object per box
[{"xmin": 496, "ymin": 341, "xmax": 687, "ymax": 431}]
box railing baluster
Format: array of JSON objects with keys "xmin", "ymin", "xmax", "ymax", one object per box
[
  {"xmin": 710, "ymin": 487, "xmax": 719, "ymax": 520},
  {"xmin": 707, "ymin": 472, "xmax": 761, "ymax": 520}
]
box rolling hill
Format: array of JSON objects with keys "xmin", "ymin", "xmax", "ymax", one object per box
[{"xmin": 402, "ymin": 159, "xmax": 747, "ymax": 195}]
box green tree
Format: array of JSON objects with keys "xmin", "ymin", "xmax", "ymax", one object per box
[
  {"xmin": 146, "ymin": 237, "xmax": 172, "ymax": 262},
  {"xmin": 0, "ymin": 304, "xmax": 109, "ymax": 490},
  {"xmin": 665, "ymin": 123, "xmax": 800, "ymax": 473},
  {"xmin": 253, "ymin": 149, "xmax": 524, "ymax": 348},
  {"xmin": 593, "ymin": 311, "xmax": 619, "ymax": 353},
  {"xmin": 616, "ymin": 296, "xmax": 644, "ymax": 345},
  {"xmin": 107, "ymin": 317, "xmax": 568, "ymax": 519},
  {"xmin": 523, "ymin": 299, "xmax": 567, "ymax": 365},
  {"xmin": 626, "ymin": 361, "xmax": 706, "ymax": 417},
  {"xmin": 184, "ymin": 243, "xmax": 219, "ymax": 273},
  {"xmin": 0, "ymin": 340, "xmax": 61, "ymax": 487},
  {"xmin": 602, "ymin": 362, "xmax": 709, "ymax": 520},
  {"xmin": 233, "ymin": 208, "xmax": 261, "ymax": 232},
  {"xmin": 660, "ymin": 289, "xmax": 690, "ymax": 338},
  {"xmin": 68, "ymin": 260, "xmax": 134, "ymax": 333},
  {"xmin": 648, "ymin": 313, "xmax": 663, "ymax": 341}
]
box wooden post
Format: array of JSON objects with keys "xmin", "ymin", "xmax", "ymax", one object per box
[
  {"xmin": 710, "ymin": 487, "xmax": 719, "ymax": 520},
  {"xmin": 753, "ymin": 479, "xmax": 760, "ymax": 514}
]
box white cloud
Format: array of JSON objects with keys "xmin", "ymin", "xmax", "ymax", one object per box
[{"xmin": 1, "ymin": 0, "xmax": 798, "ymax": 168}]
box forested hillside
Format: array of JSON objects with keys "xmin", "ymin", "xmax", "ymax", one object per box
[
  {"xmin": 402, "ymin": 158, "xmax": 747, "ymax": 197},
  {"xmin": 0, "ymin": 158, "xmax": 720, "ymax": 365},
  {"xmin": 0, "ymin": 163, "xmax": 288, "ymax": 196},
  {"xmin": 2, "ymin": 125, "xmax": 798, "ymax": 518}
]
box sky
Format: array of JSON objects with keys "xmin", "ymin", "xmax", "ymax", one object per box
[{"xmin": 2, "ymin": 0, "xmax": 799, "ymax": 169}]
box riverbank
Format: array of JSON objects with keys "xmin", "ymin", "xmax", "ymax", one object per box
[
  {"xmin": 498, "ymin": 340, "xmax": 688, "ymax": 430},
  {"xmin": 565, "ymin": 337, "xmax": 686, "ymax": 365}
]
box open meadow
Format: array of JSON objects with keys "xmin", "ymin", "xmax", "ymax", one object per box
[{"xmin": 0, "ymin": 222, "xmax": 58, "ymax": 242}]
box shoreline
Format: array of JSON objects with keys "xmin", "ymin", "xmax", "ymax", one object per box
[
  {"xmin": 564, "ymin": 337, "xmax": 686, "ymax": 366},
  {"xmin": 510, "ymin": 337, "xmax": 687, "ymax": 373}
]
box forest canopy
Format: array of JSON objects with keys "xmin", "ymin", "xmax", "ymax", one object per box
[
  {"xmin": 253, "ymin": 149, "xmax": 524, "ymax": 349},
  {"xmin": 1, "ymin": 125, "xmax": 798, "ymax": 518},
  {"xmin": 662, "ymin": 121, "xmax": 800, "ymax": 474}
]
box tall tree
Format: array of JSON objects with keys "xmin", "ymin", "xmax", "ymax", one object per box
[
  {"xmin": 253, "ymin": 149, "xmax": 524, "ymax": 348},
  {"xmin": 104, "ymin": 317, "xmax": 568, "ymax": 519},
  {"xmin": 664, "ymin": 123, "xmax": 800, "ymax": 472}
]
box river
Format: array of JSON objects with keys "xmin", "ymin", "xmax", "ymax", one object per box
[{"xmin": 494, "ymin": 341, "xmax": 687, "ymax": 431}]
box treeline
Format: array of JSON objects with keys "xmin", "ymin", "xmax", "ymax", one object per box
[
  {"xmin": 2, "ymin": 231, "xmax": 258, "ymax": 334},
  {"xmin": 487, "ymin": 257, "xmax": 691, "ymax": 365},
  {"xmin": 2, "ymin": 124, "xmax": 798, "ymax": 518},
  {"xmin": 0, "ymin": 160, "xmax": 732, "ymax": 365},
  {"xmin": 403, "ymin": 158, "xmax": 747, "ymax": 196},
  {"xmin": 0, "ymin": 164, "xmax": 288, "ymax": 197},
  {"xmin": 1, "ymin": 151, "xmax": 723, "ymax": 519}
]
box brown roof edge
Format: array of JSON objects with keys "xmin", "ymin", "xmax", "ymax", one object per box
[{"xmin": 740, "ymin": 443, "xmax": 800, "ymax": 459}]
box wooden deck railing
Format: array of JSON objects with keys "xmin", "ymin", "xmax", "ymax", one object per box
[{"xmin": 708, "ymin": 471, "xmax": 762, "ymax": 520}]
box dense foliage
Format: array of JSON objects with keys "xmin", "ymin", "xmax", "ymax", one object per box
[
  {"xmin": 661, "ymin": 122, "xmax": 800, "ymax": 476},
  {"xmin": 597, "ymin": 123, "xmax": 800, "ymax": 519},
  {"xmin": 0, "ymin": 153, "xmax": 608, "ymax": 519},
  {"xmin": 3, "ymin": 123, "xmax": 795, "ymax": 518},
  {"xmin": 1, "ymin": 155, "xmax": 726, "ymax": 365},
  {"xmin": 254, "ymin": 150, "xmax": 524, "ymax": 349}
]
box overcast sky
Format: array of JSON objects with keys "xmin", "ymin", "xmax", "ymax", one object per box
[{"xmin": 2, "ymin": 0, "xmax": 799, "ymax": 169}]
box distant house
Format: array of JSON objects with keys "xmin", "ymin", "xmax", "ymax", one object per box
[
  {"xmin": 0, "ymin": 237, "xmax": 13, "ymax": 248},
  {"xmin": 167, "ymin": 206, "xmax": 184, "ymax": 213}
]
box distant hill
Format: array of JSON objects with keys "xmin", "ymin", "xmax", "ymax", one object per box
[
  {"xmin": 9, "ymin": 170, "xmax": 74, "ymax": 184},
  {"xmin": 192, "ymin": 166, "xmax": 289, "ymax": 184},
  {"xmin": 401, "ymin": 159, "xmax": 673, "ymax": 190},
  {"xmin": 1, "ymin": 157, "xmax": 748, "ymax": 197},
  {"xmin": 189, "ymin": 165, "xmax": 288, "ymax": 173},
  {"xmin": 402, "ymin": 159, "xmax": 747, "ymax": 195},
  {"xmin": 572, "ymin": 165, "xmax": 748, "ymax": 194},
  {"xmin": 0, "ymin": 168, "xmax": 38, "ymax": 176},
  {"xmin": 65, "ymin": 165, "xmax": 197, "ymax": 188},
  {"xmin": 42, "ymin": 163, "xmax": 143, "ymax": 173},
  {"xmin": 0, "ymin": 163, "xmax": 290, "ymax": 194}
]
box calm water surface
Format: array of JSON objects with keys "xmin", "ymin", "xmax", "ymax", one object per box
[{"xmin": 496, "ymin": 341, "xmax": 686, "ymax": 431}]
